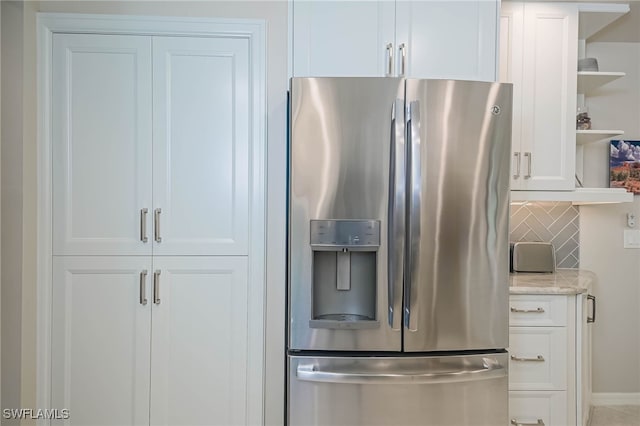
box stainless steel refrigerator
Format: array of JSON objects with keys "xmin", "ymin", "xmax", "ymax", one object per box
[{"xmin": 287, "ymin": 77, "xmax": 512, "ymax": 426}]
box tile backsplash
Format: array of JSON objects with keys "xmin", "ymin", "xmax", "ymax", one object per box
[{"xmin": 510, "ymin": 201, "xmax": 580, "ymax": 269}]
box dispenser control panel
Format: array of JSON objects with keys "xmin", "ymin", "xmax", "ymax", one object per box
[{"xmin": 310, "ymin": 220, "xmax": 380, "ymax": 248}]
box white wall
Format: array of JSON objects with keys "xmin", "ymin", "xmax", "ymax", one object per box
[
  {"xmin": 1, "ymin": 2, "xmax": 24, "ymax": 422},
  {"xmin": 580, "ymin": 41, "xmax": 640, "ymax": 395},
  {"xmin": 13, "ymin": 1, "xmax": 288, "ymax": 424}
]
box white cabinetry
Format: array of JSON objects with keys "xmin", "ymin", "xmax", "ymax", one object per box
[
  {"xmin": 500, "ymin": 2, "xmax": 578, "ymax": 192},
  {"xmin": 509, "ymin": 293, "xmax": 594, "ymax": 426},
  {"xmin": 53, "ymin": 34, "xmax": 250, "ymax": 257},
  {"xmin": 50, "ymin": 28, "xmax": 262, "ymax": 426},
  {"xmin": 501, "ymin": 2, "xmax": 632, "ymax": 203},
  {"xmin": 52, "ymin": 256, "xmax": 152, "ymax": 426},
  {"xmin": 292, "ymin": 0, "xmax": 498, "ymax": 81}
]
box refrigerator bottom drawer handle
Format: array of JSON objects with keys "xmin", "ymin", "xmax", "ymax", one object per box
[{"xmin": 296, "ymin": 359, "xmax": 506, "ymax": 385}]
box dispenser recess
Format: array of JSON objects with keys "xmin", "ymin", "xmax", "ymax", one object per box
[{"xmin": 310, "ymin": 220, "xmax": 380, "ymax": 329}]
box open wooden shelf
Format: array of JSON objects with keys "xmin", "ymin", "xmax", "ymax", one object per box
[
  {"xmin": 577, "ymin": 71, "xmax": 625, "ymax": 94},
  {"xmin": 576, "ymin": 130, "xmax": 624, "ymax": 145},
  {"xmin": 511, "ymin": 188, "xmax": 633, "ymax": 205},
  {"xmin": 578, "ymin": 3, "xmax": 630, "ymax": 40}
]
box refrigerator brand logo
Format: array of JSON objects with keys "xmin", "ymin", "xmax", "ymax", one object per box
[{"xmin": 491, "ymin": 105, "xmax": 501, "ymax": 115}]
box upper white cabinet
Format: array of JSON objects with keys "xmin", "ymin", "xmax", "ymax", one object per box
[
  {"xmin": 292, "ymin": 1, "xmax": 395, "ymax": 77},
  {"xmin": 52, "ymin": 34, "xmax": 153, "ymax": 255},
  {"xmin": 152, "ymin": 37, "xmax": 249, "ymax": 256},
  {"xmin": 501, "ymin": 2, "xmax": 579, "ymax": 192},
  {"xmin": 292, "ymin": 0, "xmax": 498, "ymax": 81},
  {"xmin": 53, "ymin": 34, "xmax": 250, "ymax": 256}
]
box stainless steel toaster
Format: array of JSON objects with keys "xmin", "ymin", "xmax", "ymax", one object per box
[{"xmin": 510, "ymin": 242, "xmax": 556, "ymax": 273}]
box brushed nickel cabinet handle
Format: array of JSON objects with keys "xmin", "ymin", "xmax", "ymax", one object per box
[
  {"xmin": 399, "ymin": 43, "xmax": 406, "ymax": 77},
  {"xmin": 154, "ymin": 208, "xmax": 162, "ymax": 242},
  {"xmin": 139, "ymin": 270, "xmax": 148, "ymax": 306},
  {"xmin": 510, "ymin": 307, "xmax": 545, "ymax": 313},
  {"xmin": 140, "ymin": 208, "xmax": 148, "ymax": 243},
  {"xmin": 385, "ymin": 43, "xmax": 394, "ymax": 77},
  {"xmin": 587, "ymin": 294, "xmax": 596, "ymax": 323},
  {"xmin": 153, "ymin": 270, "xmax": 161, "ymax": 305},
  {"xmin": 524, "ymin": 152, "xmax": 532, "ymax": 179},
  {"xmin": 513, "ymin": 152, "xmax": 521, "ymax": 179},
  {"xmin": 510, "ymin": 355, "xmax": 545, "ymax": 362},
  {"xmin": 511, "ymin": 419, "xmax": 544, "ymax": 426}
]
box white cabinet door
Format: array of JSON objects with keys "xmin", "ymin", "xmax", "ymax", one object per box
[
  {"xmin": 509, "ymin": 391, "xmax": 568, "ymax": 426},
  {"xmin": 149, "ymin": 256, "xmax": 249, "ymax": 426},
  {"xmin": 52, "ymin": 256, "xmax": 152, "ymax": 426},
  {"xmin": 52, "ymin": 34, "xmax": 153, "ymax": 255},
  {"xmin": 499, "ymin": 3, "xmax": 526, "ymax": 189},
  {"xmin": 292, "ymin": 1, "xmax": 396, "ymax": 77},
  {"xmin": 152, "ymin": 37, "xmax": 250, "ymax": 256},
  {"xmin": 396, "ymin": 0, "xmax": 498, "ymax": 80},
  {"xmin": 518, "ymin": 3, "xmax": 578, "ymax": 191}
]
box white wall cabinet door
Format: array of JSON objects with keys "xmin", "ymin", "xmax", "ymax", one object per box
[
  {"xmin": 152, "ymin": 37, "xmax": 250, "ymax": 256},
  {"xmin": 149, "ymin": 256, "xmax": 249, "ymax": 426},
  {"xmin": 505, "ymin": 3, "xmax": 578, "ymax": 191},
  {"xmin": 52, "ymin": 256, "xmax": 152, "ymax": 426},
  {"xmin": 499, "ymin": 2, "xmax": 525, "ymax": 190},
  {"xmin": 52, "ymin": 34, "xmax": 153, "ymax": 255},
  {"xmin": 291, "ymin": 0, "xmax": 497, "ymax": 80},
  {"xmin": 292, "ymin": 1, "xmax": 396, "ymax": 77},
  {"xmin": 396, "ymin": 1, "xmax": 497, "ymax": 81}
]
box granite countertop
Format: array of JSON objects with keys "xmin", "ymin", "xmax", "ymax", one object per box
[{"xmin": 509, "ymin": 268, "xmax": 597, "ymax": 295}]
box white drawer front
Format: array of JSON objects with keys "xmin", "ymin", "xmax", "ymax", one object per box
[
  {"xmin": 509, "ymin": 390, "xmax": 568, "ymax": 426},
  {"xmin": 509, "ymin": 295, "xmax": 567, "ymax": 327},
  {"xmin": 509, "ymin": 327, "xmax": 567, "ymax": 390}
]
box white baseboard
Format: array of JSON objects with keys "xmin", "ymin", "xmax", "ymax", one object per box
[{"xmin": 592, "ymin": 392, "xmax": 640, "ymax": 406}]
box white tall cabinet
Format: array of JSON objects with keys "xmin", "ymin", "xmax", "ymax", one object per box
[
  {"xmin": 291, "ymin": 0, "xmax": 498, "ymax": 81},
  {"xmin": 500, "ymin": 2, "xmax": 578, "ymax": 191},
  {"xmin": 50, "ymin": 28, "xmax": 261, "ymax": 426}
]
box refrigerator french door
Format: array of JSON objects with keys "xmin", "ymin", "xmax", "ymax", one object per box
[{"xmin": 288, "ymin": 77, "xmax": 512, "ymax": 426}]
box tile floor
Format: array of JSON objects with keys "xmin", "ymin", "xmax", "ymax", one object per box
[{"xmin": 589, "ymin": 405, "xmax": 640, "ymax": 426}]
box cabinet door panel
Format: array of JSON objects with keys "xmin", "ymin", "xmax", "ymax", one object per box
[
  {"xmin": 153, "ymin": 37, "xmax": 249, "ymax": 255},
  {"xmin": 52, "ymin": 34, "xmax": 152, "ymax": 255},
  {"xmin": 52, "ymin": 256, "xmax": 152, "ymax": 426},
  {"xmin": 499, "ymin": 3, "xmax": 525, "ymax": 189},
  {"xmin": 509, "ymin": 391, "xmax": 568, "ymax": 426},
  {"xmin": 396, "ymin": 1, "xmax": 498, "ymax": 81},
  {"xmin": 509, "ymin": 327, "xmax": 568, "ymax": 390},
  {"xmin": 519, "ymin": 3, "xmax": 578, "ymax": 190},
  {"xmin": 149, "ymin": 257, "xmax": 249, "ymax": 426},
  {"xmin": 292, "ymin": 1, "xmax": 395, "ymax": 77}
]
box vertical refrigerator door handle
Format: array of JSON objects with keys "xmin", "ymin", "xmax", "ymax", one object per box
[
  {"xmin": 387, "ymin": 100, "xmax": 405, "ymax": 330},
  {"xmin": 405, "ymin": 101, "xmax": 421, "ymax": 332},
  {"xmin": 385, "ymin": 43, "xmax": 394, "ymax": 77}
]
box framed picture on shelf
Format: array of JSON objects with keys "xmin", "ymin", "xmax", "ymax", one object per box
[{"xmin": 610, "ymin": 140, "xmax": 640, "ymax": 194}]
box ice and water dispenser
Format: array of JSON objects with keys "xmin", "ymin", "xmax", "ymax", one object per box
[{"xmin": 309, "ymin": 219, "xmax": 380, "ymax": 329}]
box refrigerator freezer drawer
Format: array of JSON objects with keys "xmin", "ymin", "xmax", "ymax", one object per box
[{"xmin": 288, "ymin": 353, "xmax": 508, "ymax": 426}]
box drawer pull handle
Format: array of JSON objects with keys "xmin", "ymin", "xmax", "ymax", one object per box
[
  {"xmin": 510, "ymin": 307, "xmax": 545, "ymax": 313},
  {"xmin": 510, "ymin": 355, "xmax": 545, "ymax": 362},
  {"xmin": 511, "ymin": 419, "xmax": 544, "ymax": 426}
]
